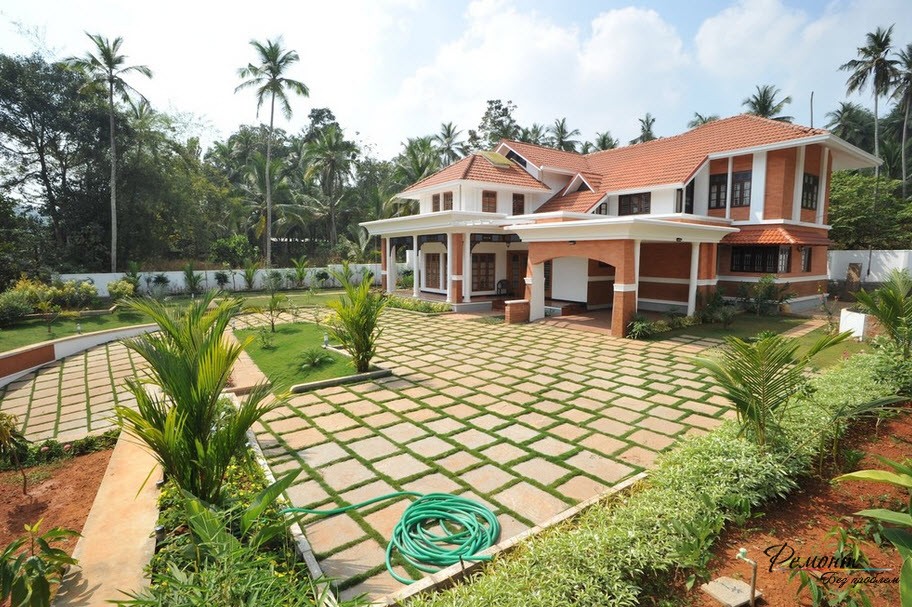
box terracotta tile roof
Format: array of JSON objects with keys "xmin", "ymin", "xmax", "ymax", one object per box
[
  {"xmin": 540, "ymin": 190, "xmax": 606, "ymax": 214},
  {"xmin": 401, "ymin": 153, "xmax": 549, "ymax": 194},
  {"xmin": 722, "ymin": 226, "xmax": 831, "ymax": 246},
  {"xmin": 510, "ymin": 115, "xmax": 828, "ymax": 214}
]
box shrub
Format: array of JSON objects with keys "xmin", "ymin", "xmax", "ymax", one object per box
[
  {"xmin": 313, "ymin": 269, "xmax": 330, "ymax": 288},
  {"xmin": 301, "ymin": 346, "xmax": 333, "ymax": 369},
  {"xmin": 384, "ymin": 295, "xmax": 451, "ymax": 314},
  {"xmin": 325, "ymin": 271, "xmax": 388, "ymax": 373},
  {"xmin": 0, "ymin": 290, "xmax": 32, "ymax": 326},
  {"xmin": 0, "ymin": 521, "xmax": 78, "ymax": 607},
  {"xmin": 290, "ymin": 256, "xmax": 309, "ymax": 288},
  {"xmin": 183, "ymin": 263, "xmax": 203, "ymax": 295},
  {"xmin": 151, "ymin": 273, "xmax": 170, "ymax": 288},
  {"xmin": 107, "ymin": 278, "xmax": 135, "ymax": 301},
  {"xmin": 264, "ymin": 269, "xmax": 285, "ymax": 294},
  {"xmin": 214, "ymin": 271, "xmax": 230, "ymax": 289},
  {"xmin": 242, "ymin": 262, "xmax": 258, "ymax": 291},
  {"xmin": 124, "ymin": 261, "xmax": 142, "ymax": 289},
  {"xmin": 854, "ymin": 269, "xmax": 912, "ymax": 359},
  {"xmin": 737, "ymin": 274, "xmax": 794, "ymax": 315},
  {"xmin": 625, "ymin": 314, "xmax": 653, "ymax": 340},
  {"xmin": 116, "ymin": 293, "xmax": 279, "ymax": 504},
  {"xmin": 0, "ymin": 413, "xmax": 28, "ymax": 494},
  {"xmin": 210, "ymin": 235, "xmax": 257, "ymax": 268},
  {"xmin": 11, "ymin": 277, "xmax": 97, "ymax": 309}
]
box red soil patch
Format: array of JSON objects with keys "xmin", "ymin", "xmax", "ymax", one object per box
[
  {"xmin": 686, "ymin": 412, "xmax": 912, "ymax": 607},
  {"xmin": 0, "ymin": 450, "xmax": 112, "ymax": 556}
]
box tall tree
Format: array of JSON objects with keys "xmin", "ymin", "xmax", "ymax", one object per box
[
  {"xmin": 236, "ymin": 38, "xmax": 309, "ymax": 267},
  {"xmin": 303, "ymin": 124, "xmax": 358, "ymax": 245},
  {"xmin": 432, "ymin": 122, "xmax": 467, "ymax": 165},
  {"xmin": 518, "ymin": 123, "xmax": 547, "ymax": 146},
  {"xmin": 469, "ymin": 99, "xmax": 520, "ymax": 150},
  {"xmin": 629, "ymin": 113, "xmax": 657, "ymax": 144},
  {"xmin": 893, "ymin": 42, "xmax": 912, "ymax": 199},
  {"xmin": 66, "ymin": 34, "xmax": 152, "ymax": 272},
  {"xmin": 825, "ymin": 101, "xmax": 875, "ymax": 151},
  {"xmin": 741, "ymin": 85, "xmax": 793, "ymax": 121},
  {"xmin": 840, "ymin": 25, "xmax": 899, "ymax": 182},
  {"xmin": 591, "ymin": 131, "xmax": 619, "ymax": 151},
  {"xmin": 547, "ymin": 117, "xmax": 581, "ymax": 152},
  {"xmin": 687, "ymin": 112, "xmax": 720, "ymax": 128},
  {"xmin": 386, "ymin": 137, "xmax": 439, "ymax": 217}
]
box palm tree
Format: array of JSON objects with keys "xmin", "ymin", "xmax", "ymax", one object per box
[
  {"xmin": 518, "ymin": 123, "xmax": 548, "ymax": 146},
  {"xmin": 825, "ymin": 101, "xmax": 875, "ymax": 150},
  {"xmin": 386, "ymin": 137, "xmax": 439, "ymax": 217},
  {"xmin": 629, "ymin": 113, "xmax": 657, "ymax": 144},
  {"xmin": 741, "ymin": 85, "xmax": 793, "ymax": 121},
  {"xmin": 591, "ymin": 131, "xmax": 618, "ymax": 151},
  {"xmin": 67, "ymin": 34, "xmax": 152, "ymax": 272},
  {"xmin": 547, "ymin": 117, "xmax": 581, "ymax": 152},
  {"xmin": 236, "ymin": 38, "xmax": 309, "ymax": 267},
  {"xmin": 433, "ymin": 122, "xmax": 467, "ymax": 165},
  {"xmin": 840, "ymin": 25, "xmax": 899, "ymax": 181},
  {"xmin": 687, "ymin": 112, "xmax": 719, "ymax": 128},
  {"xmin": 892, "ymin": 42, "xmax": 912, "ymax": 199},
  {"xmin": 303, "ymin": 124, "xmax": 358, "ymax": 246}
]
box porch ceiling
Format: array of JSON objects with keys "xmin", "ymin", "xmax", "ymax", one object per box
[{"xmin": 508, "ymin": 216, "xmax": 738, "ymax": 244}]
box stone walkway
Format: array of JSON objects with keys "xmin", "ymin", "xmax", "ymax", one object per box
[
  {"xmin": 0, "ymin": 342, "xmax": 147, "ymax": 442},
  {"xmin": 248, "ymin": 310, "xmax": 733, "ymax": 600}
]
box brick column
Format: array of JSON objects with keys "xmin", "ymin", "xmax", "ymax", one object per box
[
  {"xmin": 611, "ymin": 239, "xmax": 637, "ymax": 337},
  {"xmin": 450, "ymin": 233, "xmax": 464, "ymax": 304},
  {"xmin": 696, "ymin": 242, "xmax": 718, "ymax": 304}
]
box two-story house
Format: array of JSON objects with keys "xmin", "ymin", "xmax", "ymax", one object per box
[{"xmin": 362, "ymin": 115, "xmax": 878, "ymax": 337}]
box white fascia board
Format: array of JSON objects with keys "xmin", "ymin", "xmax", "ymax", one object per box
[
  {"xmin": 730, "ymin": 218, "xmax": 832, "ymax": 230},
  {"xmin": 509, "ymin": 216, "xmax": 738, "ymax": 243},
  {"xmin": 601, "ymin": 182, "xmax": 684, "ymax": 197},
  {"xmin": 396, "ymin": 178, "xmax": 548, "ymax": 200},
  {"xmin": 360, "ymin": 211, "xmax": 513, "ymax": 237},
  {"xmin": 649, "ymin": 212, "xmax": 733, "ymax": 225},
  {"xmin": 540, "ymin": 165, "xmax": 579, "ymax": 176},
  {"xmin": 705, "ymin": 133, "xmax": 879, "ymax": 168},
  {"xmin": 508, "ymin": 211, "xmax": 594, "ymax": 221},
  {"xmin": 561, "ymin": 173, "xmax": 596, "ymax": 196}
]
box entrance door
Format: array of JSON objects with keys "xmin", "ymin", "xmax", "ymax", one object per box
[{"xmin": 507, "ymin": 252, "xmax": 527, "ymax": 297}]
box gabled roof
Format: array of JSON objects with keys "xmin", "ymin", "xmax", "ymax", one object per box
[
  {"xmin": 509, "ymin": 115, "xmax": 833, "ymax": 214},
  {"xmin": 400, "ymin": 153, "xmax": 550, "ymax": 195}
]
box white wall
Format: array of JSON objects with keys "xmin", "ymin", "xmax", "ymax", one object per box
[
  {"xmin": 828, "ymin": 250, "xmax": 912, "ymax": 283},
  {"xmin": 59, "ymin": 264, "xmax": 382, "ymax": 297},
  {"xmin": 650, "ymin": 189, "xmax": 677, "ymax": 215},
  {"xmin": 551, "ymin": 257, "xmax": 588, "ymax": 302},
  {"xmin": 692, "ymin": 164, "xmax": 709, "ymax": 216}
]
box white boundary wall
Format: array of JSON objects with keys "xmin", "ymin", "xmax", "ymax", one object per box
[
  {"xmin": 828, "ymin": 250, "xmax": 912, "ymax": 283},
  {"xmin": 59, "ymin": 264, "xmax": 384, "ymax": 297}
]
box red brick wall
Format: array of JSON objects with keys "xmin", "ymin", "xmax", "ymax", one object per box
[
  {"xmin": 0, "ymin": 344, "xmax": 55, "ymax": 378},
  {"xmin": 639, "ymin": 243, "xmax": 690, "ymax": 278},
  {"xmin": 764, "ymin": 148, "xmax": 795, "ymax": 220},
  {"xmin": 505, "ymin": 300, "xmax": 530, "ymax": 324}
]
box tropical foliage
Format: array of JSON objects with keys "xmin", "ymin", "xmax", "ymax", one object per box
[
  {"xmin": 0, "ymin": 521, "xmax": 79, "ymax": 607},
  {"xmin": 324, "ymin": 271, "xmax": 388, "ymax": 372},
  {"xmin": 855, "ymin": 269, "xmax": 912, "ymax": 359}
]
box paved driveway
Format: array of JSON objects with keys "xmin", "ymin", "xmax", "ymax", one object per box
[{"xmin": 252, "ymin": 310, "xmax": 732, "ymax": 600}]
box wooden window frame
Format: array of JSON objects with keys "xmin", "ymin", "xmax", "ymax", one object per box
[
  {"xmin": 618, "ymin": 192, "xmax": 651, "ymax": 216},
  {"xmin": 730, "ymin": 245, "xmax": 789, "ymax": 273},
  {"xmin": 800, "ymin": 246, "xmax": 812, "ymax": 272},
  {"xmin": 443, "ymin": 191, "xmax": 453, "ymax": 211},
  {"xmin": 731, "ymin": 171, "xmax": 752, "ymax": 207},
  {"xmin": 512, "ymin": 193, "xmax": 525, "ymax": 215},
  {"xmin": 482, "ymin": 190, "xmax": 497, "ymax": 213},
  {"xmin": 471, "ymin": 253, "xmax": 496, "ymax": 291},
  {"xmin": 593, "ymin": 201, "xmax": 609, "ymax": 215},
  {"xmin": 708, "ymin": 174, "xmax": 727, "ymax": 209},
  {"xmin": 431, "ymin": 194, "xmax": 440, "ymax": 213},
  {"xmin": 424, "ymin": 253, "xmax": 441, "ymax": 289},
  {"xmin": 801, "ymin": 173, "xmax": 819, "ymax": 210}
]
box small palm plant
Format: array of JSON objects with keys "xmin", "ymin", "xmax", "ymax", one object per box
[
  {"xmin": 116, "ymin": 292, "xmax": 277, "ymax": 504},
  {"xmin": 324, "ymin": 270, "xmax": 388, "ymax": 373},
  {"xmin": 855, "ymin": 269, "xmax": 912, "ymax": 360},
  {"xmin": 697, "ymin": 332, "xmax": 849, "ymax": 447},
  {"xmin": 0, "ymin": 413, "xmax": 29, "ymax": 494},
  {"xmin": 291, "ymin": 256, "xmax": 309, "ymax": 288}
]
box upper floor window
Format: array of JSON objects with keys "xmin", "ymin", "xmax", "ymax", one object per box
[
  {"xmin": 676, "ymin": 182, "xmax": 695, "ymax": 214},
  {"xmin": 432, "ymin": 194, "xmax": 440, "ymax": 212},
  {"xmin": 593, "ymin": 201, "xmax": 609, "ymax": 215},
  {"xmin": 731, "ymin": 171, "xmax": 752, "ymax": 207},
  {"xmin": 618, "ymin": 192, "xmax": 650, "ymax": 216},
  {"xmin": 512, "ymin": 193, "xmax": 525, "ymax": 215},
  {"xmin": 709, "ymin": 174, "xmax": 726, "ymax": 209},
  {"xmin": 443, "ymin": 191, "xmax": 453, "ymax": 211},
  {"xmin": 801, "ymin": 173, "xmax": 819, "ymax": 210},
  {"xmin": 482, "ymin": 190, "xmax": 497, "ymax": 213}
]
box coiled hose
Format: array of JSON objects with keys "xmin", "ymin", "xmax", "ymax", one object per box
[{"xmin": 282, "ymin": 491, "xmax": 501, "ymax": 583}]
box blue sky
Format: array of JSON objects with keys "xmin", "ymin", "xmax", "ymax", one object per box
[{"xmin": 0, "ymin": 0, "xmax": 909, "ymax": 158}]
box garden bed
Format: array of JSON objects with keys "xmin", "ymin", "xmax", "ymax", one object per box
[{"xmin": 683, "ymin": 410, "xmax": 911, "ymax": 607}]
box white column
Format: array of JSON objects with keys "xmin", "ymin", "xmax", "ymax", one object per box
[
  {"xmin": 725, "ymin": 157, "xmax": 733, "ymax": 220},
  {"xmin": 412, "ymin": 235, "xmax": 419, "ymax": 297},
  {"xmin": 816, "ymin": 148, "xmax": 829, "ymax": 224},
  {"xmin": 463, "ymin": 232, "xmax": 472, "ymax": 302},
  {"xmin": 633, "ymin": 239, "xmax": 641, "ymax": 313},
  {"xmin": 528, "ymin": 262, "xmax": 545, "ymax": 321},
  {"xmin": 387, "ymin": 245, "xmax": 397, "ymax": 294},
  {"xmin": 792, "ymin": 145, "xmax": 806, "ymax": 221},
  {"xmin": 446, "ymin": 233, "xmax": 454, "ymax": 303},
  {"xmin": 687, "ymin": 242, "xmax": 700, "ymax": 316},
  {"xmin": 750, "ymin": 151, "xmax": 767, "ymax": 223}
]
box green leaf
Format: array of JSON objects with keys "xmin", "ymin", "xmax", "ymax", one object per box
[
  {"xmin": 901, "ymin": 557, "xmax": 912, "ymax": 607},
  {"xmin": 884, "ymin": 528, "xmax": 912, "ymax": 561},
  {"xmin": 240, "ymin": 468, "xmax": 300, "ymax": 537},
  {"xmin": 855, "ymin": 508, "xmax": 912, "ymax": 528},
  {"xmin": 836, "ymin": 470, "xmax": 912, "ymax": 489}
]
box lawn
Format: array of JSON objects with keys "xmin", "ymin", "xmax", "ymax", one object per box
[
  {"xmin": 235, "ymin": 322, "xmax": 354, "ymax": 393},
  {"xmin": 653, "ymin": 312, "xmax": 806, "ymax": 341},
  {"xmin": 797, "ymin": 327, "xmax": 871, "ymax": 368},
  {"xmin": 0, "ymin": 310, "xmax": 150, "ymax": 353}
]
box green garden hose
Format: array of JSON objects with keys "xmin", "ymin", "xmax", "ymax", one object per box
[{"xmin": 281, "ymin": 492, "xmax": 501, "ymax": 584}]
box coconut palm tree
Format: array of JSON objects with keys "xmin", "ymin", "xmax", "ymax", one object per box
[
  {"xmin": 518, "ymin": 123, "xmax": 548, "ymax": 146},
  {"xmin": 825, "ymin": 101, "xmax": 875, "ymax": 151},
  {"xmin": 591, "ymin": 131, "xmax": 619, "ymax": 151},
  {"xmin": 303, "ymin": 124, "xmax": 358, "ymax": 246},
  {"xmin": 629, "ymin": 113, "xmax": 657, "ymax": 144},
  {"xmin": 840, "ymin": 25, "xmax": 899, "ymax": 182},
  {"xmin": 236, "ymin": 38, "xmax": 309, "ymax": 268},
  {"xmin": 687, "ymin": 112, "xmax": 719, "ymax": 128},
  {"xmin": 892, "ymin": 42, "xmax": 912, "ymax": 199},
  {"xmin": 741, "ymin": 85, "xmax": 793, "ymax": 121},
  {"xmin": 433, "ymin": 122, "xmax": 467, "ymax": 164},
  {"xmin": 547, "ymin": 117, "xmax": 581, "ymax": 152},
  {"xmin": 66, "ymin": 34, "xmax": 152, "ymax": 273}
]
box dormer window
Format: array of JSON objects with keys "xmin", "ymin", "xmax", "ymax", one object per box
[
  {"xmin": 482, "ymin": 191, "xmax": 497, "ymax": 213},
  {"xmin": 443, "ymin": 191, "xmax": 453, "ymax": 211},
  {"xmin": 576, "ymin": 181, "xmax": 591, "ymax": 192},
  {"xmin": 618, "ymin": 193, "xmax": 650, "ymax": 215},
  {"xmin": 505, "ymin": 150, "xmax": 527, "ymax": 168},
  {"xmin": 432, "ymin": 194, "xmax": 440, "ymax": 212}
]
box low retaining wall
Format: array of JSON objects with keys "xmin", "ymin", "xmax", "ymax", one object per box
[
  {"xmin": 0, "ymin": 324, "xmax": 157, "ymax": 388},
  {"xmin": 504, "ymin": 299, "xmax": 530, "ymax": 324}
]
